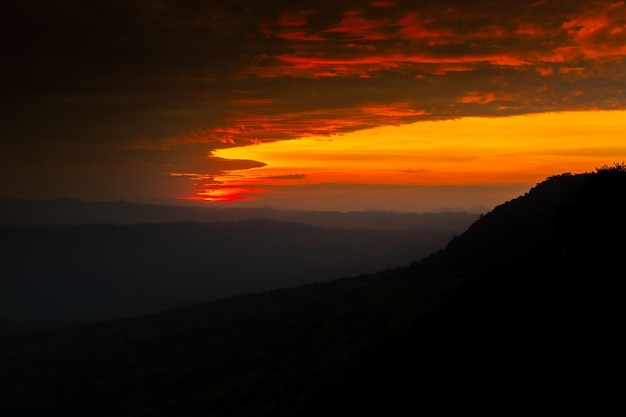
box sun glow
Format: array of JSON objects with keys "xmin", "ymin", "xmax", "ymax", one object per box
[
  {"xmin": 180, "ymin": 187, "xmax": 263, "ymax": 202},
  {"xmin": 208, "ymin": 110, "xmax": 626, "ymax": 201}
]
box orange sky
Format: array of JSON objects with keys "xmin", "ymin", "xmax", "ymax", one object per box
[
  {"xmin": 184, "ymin": 110, "xmax": 625, "ymax": 208},
  {"xmin": 213, "ymin": 110, "xmax": 626, "ymax": 185},
  {"xmin": 3, "ymin": 1, "xmax": 626, "ymax": 211}
]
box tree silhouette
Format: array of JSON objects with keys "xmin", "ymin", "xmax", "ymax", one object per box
[{"xmin": 595, "ymin": 161, "xmax": 626, "ymax": 174}]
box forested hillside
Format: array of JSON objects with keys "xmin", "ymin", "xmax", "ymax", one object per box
[{"xmin": 1, "ymin": 166, "xmax": 624, "ymax": 416}]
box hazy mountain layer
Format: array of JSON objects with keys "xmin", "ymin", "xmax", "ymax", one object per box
[
  {"xmin": 0, "ymin": 219, "xmax": 457, "ymax": 323},
  {"xmin": 0, "ymin": 197, "xmax": 480, "ymax": 230}
]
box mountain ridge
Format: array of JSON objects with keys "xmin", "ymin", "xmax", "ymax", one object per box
[{"xmin": 1, "ymin": 167, "xmax": 624, "ymax": 415}]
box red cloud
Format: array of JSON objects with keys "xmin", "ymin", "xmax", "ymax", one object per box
[
  {"xmin": 369, "ymin": 1, "xmax": 397, "ymax": 7},
  {"xmin": 457, "ymin": 92, "xmax": 497, "ymax": 105},
  {"xmin": 557, "ymin": 1, "xmax": 626, "ymax": 59},
  {"xmin": 239, "ymin": 52, "xmax": 527, "ymax": 79},
  {"xmin": 399, "ymin": 13, "xmax": 443, "ymax": 40},
  {"xmin": 276, "ymin": 30, "xmax": 326, "ymax": 41},
  {"xmin": 362, "ymin": 103, "xmax": 429, "ymax": 119},
  {"xmin": 252, "ymin": 1, "xmax": 626, "ymax": 82},
  {"xmin": 536, "ymin": 66, "xmax": 554, "ymax": 76},
  {"xmin": 324, "ymin": 12, "xmax": 392, "ymax": 41},
  {"xmin": 278, "ymin": 11, "xmax": 311, "ymax": 27}
]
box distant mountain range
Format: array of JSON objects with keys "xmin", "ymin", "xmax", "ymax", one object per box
[
  {"xmin": 0, "ymin": 202, "xmax": 479, "ymax": 324},
  {"xmin": 0, "ymin": 197, "xmax": 481, "ymax": 230},
  {"xmin": 0, "ymin": 219, "xmax": 464, "ymax": 323},
  {"xmin": 1, "ymin": 166, "xmax": 624, "ymax": 415}
]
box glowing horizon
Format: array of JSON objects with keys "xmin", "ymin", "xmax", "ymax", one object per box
[
  {"xmin": 181, "ymin": 110, "xmax": 626, "ymax": 203},
  {"xmin": 5, "ymin": 1, "xmax": 626, "ymax": 210}
]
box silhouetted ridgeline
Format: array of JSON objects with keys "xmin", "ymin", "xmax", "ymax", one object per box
[{"xmin": 0, "ymin": 168, "xmax": 624, "ymax": 416}]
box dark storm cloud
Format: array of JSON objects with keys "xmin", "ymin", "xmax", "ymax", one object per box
[{"xmin": 2, "ymin": 0, "xmax": 626, "ymax": 199}]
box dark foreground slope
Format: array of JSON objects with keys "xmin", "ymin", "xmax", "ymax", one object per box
[
  {"xmin": 1, "ymin": 168, "xmax": 624, "ymax": 416},
  {"xmin": 309, "ymin": 167, "xmax": 626, "ymax": 414}
]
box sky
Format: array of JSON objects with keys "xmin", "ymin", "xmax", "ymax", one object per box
[{"xmin": 2, "ymin": 0, "xmax": 626, "ymax": 212}]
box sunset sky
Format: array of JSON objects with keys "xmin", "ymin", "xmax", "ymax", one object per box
[{"xmin": 3, "ymin": 0, "xmax": 626, "ymax": 211}]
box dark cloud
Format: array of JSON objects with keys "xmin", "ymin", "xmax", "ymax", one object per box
[{"xmin": 2, "ymin": 0, "xmax": 626, "ymax": 201}]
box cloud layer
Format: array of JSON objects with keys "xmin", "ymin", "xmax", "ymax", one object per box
[{"xmin": 2, "ymin": 1, "xmax": 626, "ymax": 203}]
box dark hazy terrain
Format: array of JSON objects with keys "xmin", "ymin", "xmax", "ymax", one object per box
[
  {"xmin": 0, "ymin": 200, "xmax": 478, "ymax": 323},
  {"xmin": 1, "ymin": 166, "xmax": 624, "ymax": 416},
  {"xmin": 0, "ymin": 219, "xmax": 467, "ymax": 323}
]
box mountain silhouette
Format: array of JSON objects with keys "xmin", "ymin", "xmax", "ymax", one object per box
[{"xmin": 0, "ymin": 166, "xmax": 624, "ymax": 416}]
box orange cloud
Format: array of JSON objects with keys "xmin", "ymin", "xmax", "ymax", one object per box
[
  {"xmin": 361, "ymin": 103, "xmax": 430, "ymax": 118},
  {"xmin": 167, "ymin": 100, "xmax": 433, "ymax": 199},
  {"xmin": 536, "ymin": 66, "xmax": 554, "ymax": 76},
  {"xmin": 458, "ymin": 92, "xmax": 497, "ymax": 105},
  {"xmin": 174, "ymin": 101, "xmax": 431, "ymax": 149}
]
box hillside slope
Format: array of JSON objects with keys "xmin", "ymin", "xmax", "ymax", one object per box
[
  {"xmin": 306, "ymin": 167, "xmax": 626, "ymax": 413},
  {"xmin": 1, "ymin": 167, "xmax": 624, "ymax": 415}
]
